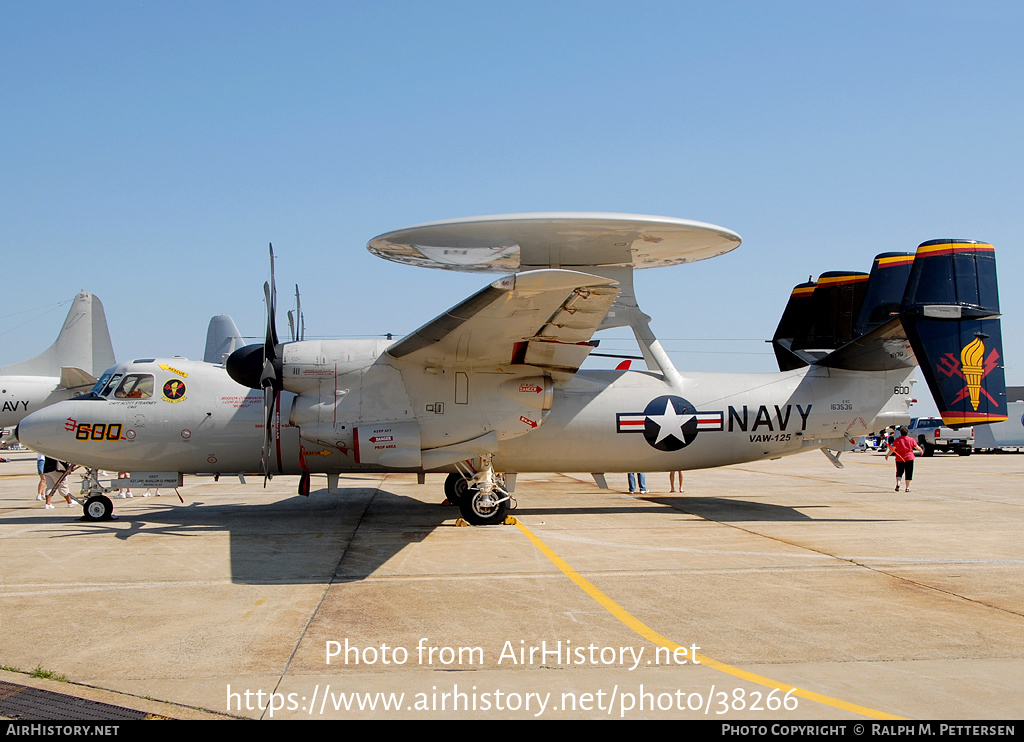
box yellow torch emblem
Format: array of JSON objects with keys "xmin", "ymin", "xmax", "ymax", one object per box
[{"xmin": 960, "ymin": 338, "xmax": 986, "ymax": 411}]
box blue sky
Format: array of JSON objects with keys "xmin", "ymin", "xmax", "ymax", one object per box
[{"xmin": 2, "ymin": 2, "xmax": 1021, "ymax": 417}]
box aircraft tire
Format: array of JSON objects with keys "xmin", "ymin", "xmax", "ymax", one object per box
[
  {"xmin": 83, "ymin": 495, "xmax": 113, "ymax": 522},
  {"xmin": 958, "ymin": 446, "xmax": 972, "ymax": 457},
  {"xmin": 444, "ymin": 472, "xmax": 475, "ymax": 505},
  {"xmin": 921, "ymin": 442, "xmax": 934, "ymax": 457},
  {"xmin": 458, "ymin": 488, "xmax": 510, "ymax": 526}
]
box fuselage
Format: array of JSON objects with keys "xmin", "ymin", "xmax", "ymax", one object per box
[
  {"xmin": 0, "ymin": 376, "xmax": 76, "ymax": 429},
  {"xmin": 16, "ymin": 346, "xmax": 914, "ymax": 477}
]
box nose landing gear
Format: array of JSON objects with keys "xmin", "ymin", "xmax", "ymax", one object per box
[{"xmin": 444, "ymin": 456, "xmax": 515, "ymax": 525}]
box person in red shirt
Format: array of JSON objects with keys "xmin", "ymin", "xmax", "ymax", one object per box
[{"xmin": 885, "ymin": 426, "xmax": 924, "ymax": 492}]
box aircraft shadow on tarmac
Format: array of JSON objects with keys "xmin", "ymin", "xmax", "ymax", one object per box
[
  {"xmin": 620, "ymin": 496, "xmax": 893, "ymax": 523},
  {"xmin": 513, "ymin": 495, "xmax": 894, "ymax": 524},
  {"xmin": 35, "ymin": 487, "xmax": 892, "ymax": 584},
  {"xmin": 41, "ymin": 485, "xmax": 452, "ymax": 586}
]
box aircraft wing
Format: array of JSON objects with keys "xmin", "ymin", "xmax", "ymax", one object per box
[{"xmin": 387, "ymin": 269, "xmax": 619, "ymax": 373}]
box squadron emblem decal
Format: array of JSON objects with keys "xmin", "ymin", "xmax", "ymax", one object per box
[
  {"xmin": 162, "ymin": 379, "xmax": 187, "ymax": 403},
  {"xmin": 936, "ymin": 338, "xmax": 1001, "ymax": 411},
  {"xmin": 616, "ymin": 395, "xmax": 722, "ymax": 451}
]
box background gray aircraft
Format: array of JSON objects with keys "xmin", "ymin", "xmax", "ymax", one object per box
[{"xmin": 0, "ymin": 292, "xmax": 115, "ymax": 430}]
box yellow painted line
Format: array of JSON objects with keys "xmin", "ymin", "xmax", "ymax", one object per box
[{"xmin": 514, "ymin": 518, "xmax": 906, "ymax": 720}]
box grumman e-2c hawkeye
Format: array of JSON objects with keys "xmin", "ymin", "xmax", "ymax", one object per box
[{"xmin": 15, "ymin": 214, "xmax": 1007, "ymax": 525}]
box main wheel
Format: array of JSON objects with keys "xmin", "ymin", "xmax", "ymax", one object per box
[
  {"xmin": 922, "ymin": 443, "xmax": 934, "ymax": 457},
  {"xmin": 958, "ymin": 446, "xmax": 972, "ymax": 456},
  {"xmin": 83, "ymin": 495, "xmax": 113, "ymax": 522},
  {"xmin": 444, "ymin": 472, "xmax": 475, "ymax": 505},
  {"xmin": 458, "ymin": 487, "xmax": 510, "ymax": 526}
]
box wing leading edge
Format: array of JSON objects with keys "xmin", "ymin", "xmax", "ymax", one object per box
[{"xmin": 386, "ymin": 269, "xmax": 619, "ymax": 373}]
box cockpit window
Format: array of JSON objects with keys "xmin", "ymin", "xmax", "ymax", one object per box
[
  {"xmin": 99, "ymin": 373, "xmax": 124, "ymax": 398},
  {"xmin": 113, "ymin": 374, "xmax": 154, "ymax": 399},
  {"xmin": 90, "ymin": 372, "xmax": 114, "ymax": 396}
]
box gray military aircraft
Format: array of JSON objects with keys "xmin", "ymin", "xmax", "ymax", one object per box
[
  {"xmin": 15, "ymin": 214, "xmax": 1007, "ymax": 525},
  {"xmin": 0, "ymin": 292, "xmax": 115, "ymax": 430}
]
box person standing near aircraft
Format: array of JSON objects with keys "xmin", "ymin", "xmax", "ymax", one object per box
[
  {"xmin": 885, "ymin": 427, "xmax": 923, "ymax": 492},
  {"xmin": 670, "ymin": 470, "xmax": 683, "ymax": 493},
  {"xmin": 42, "ymin": 456, "xmax": 73, "ymax": 509},
  {"xmin": 115, "ymin": 471, "xmax": 133, "ymax": 498},
  {"xmin": 35, "ymin": 453, "xmax": 46, "ymax": 501},
  {"xmin": 628, "ymin": 473, "xmax": 647, "ymax": 494}
]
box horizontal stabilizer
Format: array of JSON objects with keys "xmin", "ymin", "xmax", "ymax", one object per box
[{"xmin": 58, "ymin": 366, "xmax": 98, "ymax": 390}]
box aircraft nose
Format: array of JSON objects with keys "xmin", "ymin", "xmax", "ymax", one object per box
[{"xmin": 15, "ymin": 407, "xmax": 69, "ymax": 458}]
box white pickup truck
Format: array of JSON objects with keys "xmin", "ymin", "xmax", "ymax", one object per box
[{"xmin": 907, "ymin": 417, "xmax": 974, "ymax": 456}]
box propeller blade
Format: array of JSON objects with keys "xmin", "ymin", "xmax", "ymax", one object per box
[
  {"xmin": 264, "ymin": 281, "xmax": 278, "ymax": 361},
  {"xmin": 259, "ymin": 243, "xmax": 282, "ymax": 485},
  {"xmin": 261, "ymin": 385, "xmax": 276, "ymax": 484},
  {"xmin": 265, "ymin": 244, "xmax": 279, "ymax": 358}
]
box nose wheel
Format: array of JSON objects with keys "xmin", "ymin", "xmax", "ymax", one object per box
[
  {"xmin": 443, "ymin": 472, "xmax": 475, "ymax": 505},
  {"xmin": 458, "ymin": 487, "xmax": 511, "ymax": 525},
  {"xmin": 82, "ymin": 495, "xmax": 115, "ymax": 522},
  {"xmin": 450, "ymin": 454, "xmax": 513, "ymax": 525}
]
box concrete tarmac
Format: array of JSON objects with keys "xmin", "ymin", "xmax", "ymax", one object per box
[{"xmin": 1, "ymin": 449, "xmax": 1022, "ymax": 720}]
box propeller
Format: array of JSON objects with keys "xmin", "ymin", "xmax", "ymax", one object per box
[
  {"xmin": 260, "ymin": 245, "xmax": 283, "ymax": 482},
  {"xmin": 287, "ymin": 284, "xmax": 305, "ymax": 342},
  {"xmin": 225, "ymin": 244, "xmax": 283, "ymax": 484}
]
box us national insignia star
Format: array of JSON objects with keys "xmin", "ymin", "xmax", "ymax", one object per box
[{"xmin": 616, "ymin": 395, "xmax": 723, "ymax": 452}]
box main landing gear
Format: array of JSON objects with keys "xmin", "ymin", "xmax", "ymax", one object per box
[{"xmin": 444, "ymin": 456, "xmax": 514, "ymax": 526}]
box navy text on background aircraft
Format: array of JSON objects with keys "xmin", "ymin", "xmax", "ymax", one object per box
[{"xmin": 16, "ymin": 215, "xmax": 1007, "ymax": 524}]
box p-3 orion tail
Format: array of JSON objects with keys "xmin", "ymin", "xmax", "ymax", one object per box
[{"xmin": 772, "ymin": 240, "xmax": 1007, "ymax": 429}]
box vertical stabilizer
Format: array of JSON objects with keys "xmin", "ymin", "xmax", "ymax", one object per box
[
  {"xmin": 853, "ymin": 253, "xmax": 915, "ymax": 336},
  {"xmin": 204, "ymin": 315, "xmax": 245, "ymax": 364},
  {"xmin": 900, "ymin": 240, "xmax": 1006, "ymax": 427},
  {"xmin": 792, "ymin": 271, "xmax": 870, "ymax": 353},
  {"xmin": 772, "ymin": 280, "xmax": 816, "ymax": 370},
  {"xmin": 0, "ymin": 293, "xmax": 115, "ymax": 379}
]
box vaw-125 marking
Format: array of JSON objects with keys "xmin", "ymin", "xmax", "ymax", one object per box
[
  {"xmin": 16, "ymin": 214, "xmax": 1007, "ymax": 524},
  {"xmin": 1, "ymin": 293, "xmax": 115, "ymax": 430}
]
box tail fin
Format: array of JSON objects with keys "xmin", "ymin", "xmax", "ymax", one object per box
[
  {"xmin": 804, "ymin": 240, "xmax": 1007, "ymax": 428},
  {"xmin": 204, "ymin": 315, "xmax": 244, "ymax": 364},
  {"xmin": 853, "ymin": 252, "xmax": 915, "ymax": 336},
  {"xmin": 900, "ymin": 240, "xmax": 1006, "ymax": 427},
  {"xmin": 772, "ymin": 280, "xmax": 816, "ymax": 370},
  {"xmin": 792, "ymin": 271, "xmax": 870, "ymax": 353},
  {"xmin": 772, "ymin": 269, "xmax": 874, "ymax": 370},
  {"xmin": 0, "ymin": 293, "xmax": 115, "ymax": 379}
]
